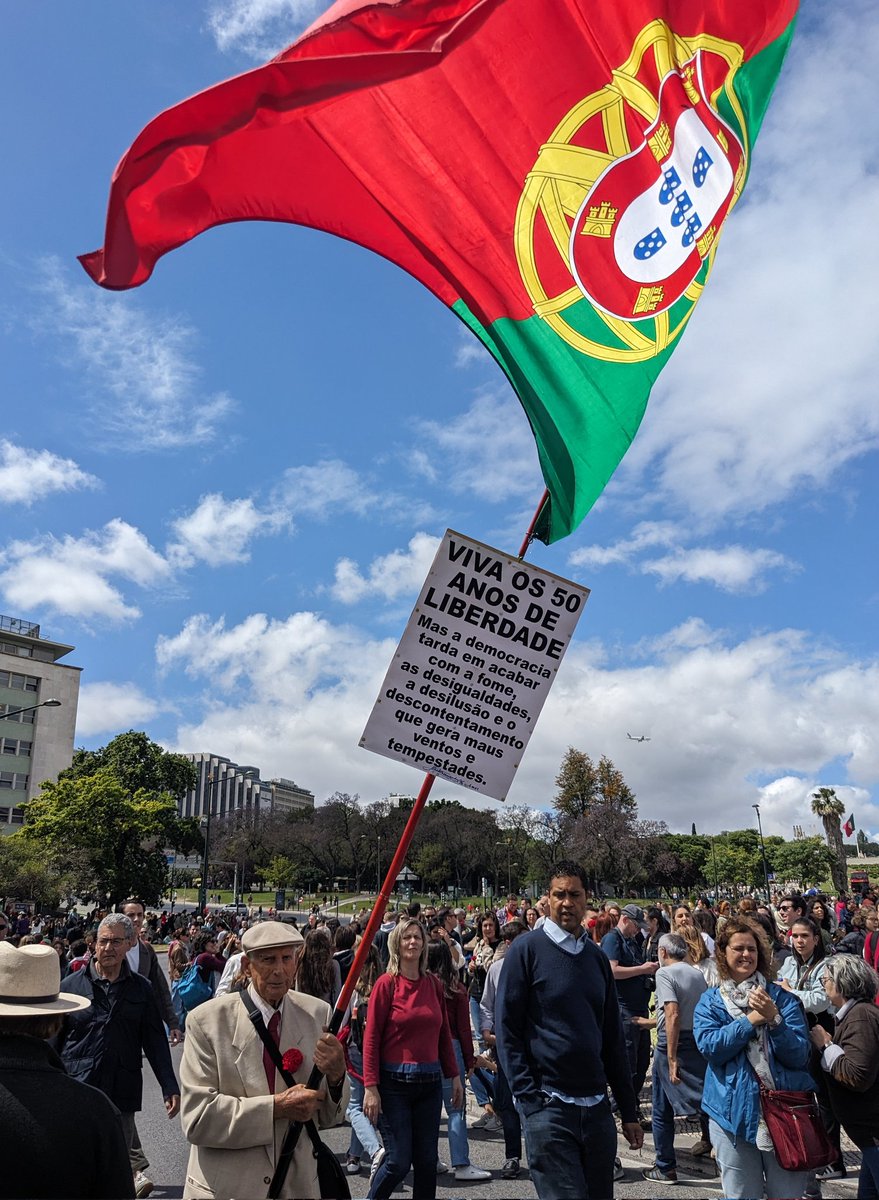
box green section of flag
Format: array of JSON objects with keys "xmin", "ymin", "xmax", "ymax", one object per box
[{"xmin": 456, "ymin": 19, "xmax": 797, "ymax": 545}]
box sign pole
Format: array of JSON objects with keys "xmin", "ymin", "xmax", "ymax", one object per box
[{"xmin": 268, "ymin": 489, "xmax": 550, "ymax": 1198}]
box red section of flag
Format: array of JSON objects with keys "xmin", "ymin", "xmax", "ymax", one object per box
[
  {"xmin": 80, "ymin": 0, "xmax": 797, "ymax": 322},
  {"xmin": 844, "ymin": 813, "xmax": 855, "ymax": 838}
]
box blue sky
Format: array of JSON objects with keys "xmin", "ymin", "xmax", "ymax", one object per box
[{"xmin": 2, "ymin": 1, "xmax": 877, "ymax": 839}]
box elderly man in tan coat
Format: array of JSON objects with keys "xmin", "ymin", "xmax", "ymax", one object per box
[{"xmin": 180, "ymin": 921, "xmax": 348, "ymax": 1199}]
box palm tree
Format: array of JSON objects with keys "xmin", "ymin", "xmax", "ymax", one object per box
[{"xmin": 810, "ymin": 787, "xmax": 848, "ymax": 895}]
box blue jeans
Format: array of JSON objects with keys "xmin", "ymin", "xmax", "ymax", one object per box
[
  {"xmin": 523, "ymin": 1095, "xmax": 616, "ymax": 1200},
  {"xmin": 346, "ymin": 1071, "xmax": 381, "ymax": 1161},
  {"xmin": 859, "ymin": 1144, "xmax": 879, "ymax": 1200},
  {"xmin": 710, "ymin": 1118, "xmax": 809, "ymax": 1200},
  {"xmin": 170, "ymin": 979, "xmax": 186, "ymax": 1032},
  {"xmin": 369, "ymin": 1072, "xmax": 442, "ymax": 1200},
  {"xmin": 651, "ymin": 1070, "xmax": 677, "ymax": 1172},
  {"xmin": 442, "ymin": 1039, "xmax": 469, "ymax": 1168},
  {"xmin": 468, "ymin": 996, "xmax": 492, "ymax": 1108}
]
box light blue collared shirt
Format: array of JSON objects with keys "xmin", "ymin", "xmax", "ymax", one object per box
[{"xmin": 541, "ymin": 916, "xmax": 589, "ymax": 955}]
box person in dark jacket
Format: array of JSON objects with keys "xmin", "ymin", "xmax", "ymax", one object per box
[
  {"xmin": 0, "ymin": 940, "xmax": 134, "ymax": 1199},
  {"xmin": 810, "ymin": 954, "xmax": 879, "ymax": 1197},
  {"xmin": 122, "ymin": 897, "xmax": 183, "ymax": 1195},
  {"xmin": 55, "ymin": 913, "xmax": 180, "ymax": 1199}
]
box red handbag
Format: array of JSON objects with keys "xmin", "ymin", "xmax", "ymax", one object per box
[{"xmin": 757, "ymin": 1085, "xmax": 837, "ymax": 1172}]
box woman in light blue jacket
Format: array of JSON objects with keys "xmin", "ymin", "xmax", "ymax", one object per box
[{"xmin": 694, "ymin": 916, "xmax": 815, "ymax": 1200}]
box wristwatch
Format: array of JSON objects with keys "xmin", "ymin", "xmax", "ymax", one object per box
[{"xmin": 770, "ymin": 1011, "xmax": 783, "ymax": 1028}]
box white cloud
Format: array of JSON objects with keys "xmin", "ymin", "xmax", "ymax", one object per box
[
  {"xmin": 0, "ymin": 441, "xmax": 98, "ymax": 506},
  {"xmin": 275, "ymin": 460, "xmax": 385, "ymax": 520},
  {"xmin": 168, "ymin": 493, "xmax": 290, "ymax": 567},
  {"xmin": 205, "ymin": 0, "xmax": 322, "ymax": 59},
  {"xmin": 415, "ymin": 391, "xmax": 541, "ymax": 504},
  {"xmin": 153, "ymin": 603, "xmax": 879, "ymax": 835},
  {"xmin": 521, "ymin": 623, "xmax": 879, "ymax": 836},
  {"xmin": 0, "ymin": 519, "xmax": 171, "ymax": 622},
  {"xmin": 642, "ymin": 546, "xmax": 795, "ymax": 593},
  {"xmin": 618, "ymin": 2, "xmax": 879, "ymax": 521},
  {"xmin": 33, "ymin": 258, "xmax": 234, "ymax": 450},
  {"xmin": 570, "ymin": 521, "xmax": 680, "ymax": 569},
  {"xmin": 331, "ymin": 533, "xmax": 440, "ymax": 604},
  {"xmin": 571, "ymin": 524, "xmax": 795, "ymax": 592},
  {"xmin": 755, "ymin": 777, "xmax": 874, "ymax": 844},
  {"xmin": 453, "ymin": 329, "xmax": 491, "ymax": 369},
  {"xmin": 76, "ymin": 682, "xmax": 162, "ymax": 737}
]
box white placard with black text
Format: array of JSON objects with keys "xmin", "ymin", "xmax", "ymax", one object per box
[{"xmin": 360, "ymin": 530, "xmax": 589, "ymax": 800}]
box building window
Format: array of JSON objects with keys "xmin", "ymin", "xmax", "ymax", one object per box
[
  {"xmin": 0, "ymin": 706, "xmax": 35, "ymax": 724},
  {"xmin": 9, "ymin": 808, "xmax": 24, "ymax": 824},
  {"xmin": 0, "ymin": 772, "xmax": 28, "ymax": 790},
  {"xmin": 0, "ymin": 807, "xmax": 8, "ymax": 822},
  {"xmin": 0, "ymin": 738, "xmax": 31, "ymax": 757},
  {"xmin": 0, "ymin": 670, "xmax": 39, "ymax": 692}
]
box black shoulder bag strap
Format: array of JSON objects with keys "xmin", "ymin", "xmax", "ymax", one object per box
[{"xmin": 238, "ymin": 990, "xmax": 350, "ymax": 1200}]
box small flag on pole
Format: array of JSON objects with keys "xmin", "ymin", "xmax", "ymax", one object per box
[{"xmin": 843, "ymin": 813, "xmax": 855, "ymax": 838}]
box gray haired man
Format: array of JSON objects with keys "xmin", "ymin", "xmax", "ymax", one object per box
[
  {"xmin": 638, "ymin": 932, "xmax": 708, "ymax": 1184},
  {"xmin": 55, "ymin": 913, "xmax": 180, "ymax": 1198}
]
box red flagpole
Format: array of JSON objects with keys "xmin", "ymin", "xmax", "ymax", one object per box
[{"xmin": 269, "ymin": 488, "xmax": 550, "ymax": 1196}]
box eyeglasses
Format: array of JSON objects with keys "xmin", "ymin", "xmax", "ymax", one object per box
[
  {"xmin": 96, "ymin": 937, "xmax": 128, "ymax": 947},
  {"xmin": 778, "ymin": 904, "xmax": 795, "ymax": 911}
]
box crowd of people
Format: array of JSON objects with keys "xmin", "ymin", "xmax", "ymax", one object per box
[{"xmin": 1, "ymin": 875, "xmax": 878, "ymax": 1200}]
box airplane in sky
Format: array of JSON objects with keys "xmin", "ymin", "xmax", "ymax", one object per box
[{"xmin": 626, "ymin": 733, "xmax": 651, "ymax": 742}]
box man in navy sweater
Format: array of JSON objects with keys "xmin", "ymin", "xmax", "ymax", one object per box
[{"xmin": 496, "ymin": 861, "xmax": 642, "ymax": 1199}]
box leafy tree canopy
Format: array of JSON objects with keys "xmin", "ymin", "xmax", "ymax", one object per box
[{"xmin": 18, "ymin": 765, "xmax": 198, "ymax": 908}]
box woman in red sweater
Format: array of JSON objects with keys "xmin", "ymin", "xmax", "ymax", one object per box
[{"xmin": 363, "ymin": 919, "xmax": 462, "ymax": 1200}]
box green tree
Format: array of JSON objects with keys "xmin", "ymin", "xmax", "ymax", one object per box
[
  {"xmin": 18, "ymin": 767, "xmax": 196, "ymax": 907},
  {"xmin": 61, "ymin": 730, "xmax": 196, "ymax": 798},
  {"xmin": 767, "ymin": 836, "xmax": 830, "ymax": 890},
  {"xmin": 810, "ymin": 787, "xmax": 847, "ymax": 895},
  {"xmin": 553, "ymin": 748, "xmax": 636, "ymax": 821},
  {"xmin": 0, "ymin": 836, "xmax": 75, "ymax": 910}
]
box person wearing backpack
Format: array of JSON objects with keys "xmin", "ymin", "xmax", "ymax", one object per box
[
  {"xmin": 168, "ymin": 930, "xmax": 192, "ymax": 1030},
  {"xmin": 177, "ymin": 933, "xmax": 225, "ymax": 1019}
]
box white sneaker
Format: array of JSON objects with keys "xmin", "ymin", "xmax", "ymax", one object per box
[
  {"xmin": 369, "ymin": 1147, "xmax": 385, "ymax": 1184},
  {"xmin": 454, "ymin": 1164, "xmax": 492, "ymax": 1181},
  {"xmin": 436, "ymin": 1160, "xmax": 450, "ymax": 1174},
  {"xmin": 133, "ymin": 1173, "xmax": 153, "ymax": 1199}
]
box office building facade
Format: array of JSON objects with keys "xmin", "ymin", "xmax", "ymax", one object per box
[
  {"xmin": 180, "ymin": 752, "xmax": 314, "ymax": 821},
  {"xmin": 0, "ymin": 614, "xmax": 80, "ymax": 833}
]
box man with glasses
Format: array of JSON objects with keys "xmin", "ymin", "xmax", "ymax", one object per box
[{"xmin": 55, "ymin": 913, "xmax": 180, "ymax": 1198}]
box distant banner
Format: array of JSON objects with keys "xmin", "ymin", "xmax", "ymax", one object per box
[{"xmin": 360, "ymin": 530, "xmax": 589, "ymax": 800}]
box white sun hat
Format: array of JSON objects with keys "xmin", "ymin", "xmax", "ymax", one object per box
[{"xmin": 0, "ymin": 942, "xmax": 92, "ymax": 1017}]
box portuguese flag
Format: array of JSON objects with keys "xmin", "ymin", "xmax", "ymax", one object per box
[{"xmin": 80, "ymin": 0, "xmax": 798, "ymax": 543}]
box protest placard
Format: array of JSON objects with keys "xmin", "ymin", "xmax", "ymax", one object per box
[{"xmin": 360, "ymin": 530, "xmax": 589, "ymax": 800}]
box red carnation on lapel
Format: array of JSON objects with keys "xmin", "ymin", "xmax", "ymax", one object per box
[{"xmin": 282, "ymin": 1049, "xmax": 304, "ymax": 1075}]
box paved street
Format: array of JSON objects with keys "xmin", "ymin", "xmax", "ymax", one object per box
[
  {"xmin": 138, "ymin": 1045, "xmax": 861, "ymax": 1199},
  {"xmin": 135, "ymin": 955, "xmax": 862, "ymax": 1199}
]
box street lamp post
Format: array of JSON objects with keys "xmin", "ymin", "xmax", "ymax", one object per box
[
  {"xmin": 0, "ymin": 698, "xmax": 62, "ymax": 721},
  {"xmin": 753, "ymin": 804, "xmax": 771, "ymax": 901},
  {"xmin": 376, "ymin": 833, "xmax": 382, "ymax": 897}
]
